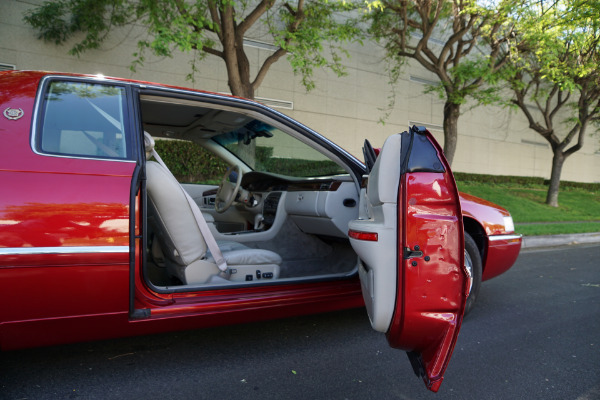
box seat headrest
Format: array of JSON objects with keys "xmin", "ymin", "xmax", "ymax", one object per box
[{"xmin": 144, "ymin": 131, "xmax": 155, "ymax": 160}]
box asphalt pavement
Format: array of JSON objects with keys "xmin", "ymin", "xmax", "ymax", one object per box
[{"xmin": 1, "ymin": 244, "xmax": 599, "ymax": 400}]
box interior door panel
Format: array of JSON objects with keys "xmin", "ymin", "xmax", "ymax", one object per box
[{"xmin": 348, "ymin": 127, "xmax": 467, "ymax": 393}]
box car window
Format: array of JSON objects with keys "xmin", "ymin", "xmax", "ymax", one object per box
[
  {"xmin": 37, "ymin": 80, "xmax": 131, "ymax": 159},
  {"xmin": 212, "ymin": 120, "xmax": 345, "ymax": 177}
]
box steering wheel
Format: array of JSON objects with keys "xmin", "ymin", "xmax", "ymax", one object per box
[{"xmin": 215, "ymin": 164, "xmax": 243, "ymax": 213}]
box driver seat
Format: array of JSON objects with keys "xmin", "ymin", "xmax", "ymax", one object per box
[{"xmin": 144, "ymin": 132, "xmax": 282, "ymax": 284}]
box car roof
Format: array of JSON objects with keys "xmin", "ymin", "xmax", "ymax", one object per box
[{"xmin": 1, "ymin": 70, "xmax": 244, "ymax": 101}]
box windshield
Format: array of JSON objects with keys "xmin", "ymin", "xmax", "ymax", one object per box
[{"xmin": 212, "ymin": 119, "xmax": 346, "ymax": 178}]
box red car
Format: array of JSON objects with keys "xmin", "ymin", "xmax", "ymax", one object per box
[{"xmin": 0, "ymin": 71, "xmax": 521, "ymax": 392}]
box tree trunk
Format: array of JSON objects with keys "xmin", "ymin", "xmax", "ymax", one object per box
[
  {"xmin": 229, "ymin": 80, "xmax": 254, "ymax": 99},
  {"xmin": 231, "ymin": 38, "xmax": 256, "ymax": 167},
  {"xmin": 230, "ymin": 36, "xmax": 254, "ymax": 99},
  {"xmin": 225, "ymin": 51, "xmax": 254, "ymax": 99},
  {"xmin": 443, "ymin": 102, "xmax": 461, "ymax": 166},
  {"xmin": 546, "ymin": 151, "xmax": 565, "ymax": 207}
]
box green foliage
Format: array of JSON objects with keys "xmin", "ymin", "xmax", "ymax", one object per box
[
  {"xmin": 454, "ymin": 172, "xmax": 600, "ymax": 192},
  {"xmin": 259, "ymin": 157, "xmax": 342, "ymax": 177},
  {"xmin": 516, "ymin": 222, "xmax": 600, "ymax": 236},
  {"xmin": 496, "ymin": 0, "xmax": 600, "ymax": 206},
  {"xmin": 254, "ymin": 145, "xmax": 341, "ymax": 177},
  {"xmin": 23, "ymin": 0, "xmax": 364, "ymax": 96},
  {"xmin": 24, "ymin": 0, "xmax": 137, "ymax": 55},
  {"xmin": 456, "ymin": 174, "xmax": 600, "ymax": 224},
  {"xmin": 255, "ymin": 145, "xmax": 273, "ymax": 161},
  {"xmin": 365, "ymin": 0, "xmax": 513, "ymax": 106},
  {"xmin": 271, "ymin": 1, "xmax": 363, "ymax": 90},
  {"xmin": 364, "ymin": 0, "xmax": 516, "ymax": 164},
  {"xmin": 152, "ymin": 141, "xmax": 342, "ymax": 183},
  {"xmin": 502, "ymin": 0, "xmax": 600, "ymax": 94},
  {"xmin": 153, "ymin": 139, "xmax": 228, "ymax": 183}
]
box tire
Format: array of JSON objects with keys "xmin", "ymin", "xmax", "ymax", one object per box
[{"xmin": 464, "ymin": 233, "xmax": 482, "ymax": 316}]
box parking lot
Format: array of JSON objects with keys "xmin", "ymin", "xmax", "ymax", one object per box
[{"xmin": 1, "ymin": 244, "xmax": 599, "ymax": 400}]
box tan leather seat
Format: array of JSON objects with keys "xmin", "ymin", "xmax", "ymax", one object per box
[{"xmin": 144, "ymin": 133, "xmax": 281, "ymax": 284}]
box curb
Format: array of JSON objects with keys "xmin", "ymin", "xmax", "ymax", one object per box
[{"xmin": 521, "ymin": 232, "xmax": 600, "ymax": 249}]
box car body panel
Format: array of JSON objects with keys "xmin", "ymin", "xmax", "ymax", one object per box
[
  {"xmin": 1, "ymin": 278, "xmax": 364, "ymax": 350},
  {"xmin": 459, "ymin": 193, "xmax": 522, "ymax": 281},
  {"xmin": 348, "ymin": 129, "xmax": 467, "ymax": 392},
  {"xmin": 0, "ymin": 72, "xmax": 135, "ymax": 335},
  {"xmin": 388, "ymin": 134, "xmax": 467, "ymax": 393},
  {"xmin": 0, "ymin": 72, "xmax": 519, "ymax": 392},
  {"xmin": 459, "ymin": 192, "xmax": 511, "ymax": 236},
  {"xmin": 482, "ymin": 236, "xmax": 522, "ymax": 281}
]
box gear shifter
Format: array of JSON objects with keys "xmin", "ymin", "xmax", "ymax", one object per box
[{"xmin": 254, "ymin": 213, "xmax": 265, "ymax": 231}]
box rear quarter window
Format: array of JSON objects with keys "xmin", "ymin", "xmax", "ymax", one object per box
[{"xmin": 35, "ymin": 80, "xmax": 132, "ymax": 160}]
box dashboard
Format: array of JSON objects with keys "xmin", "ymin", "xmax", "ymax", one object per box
[{"xmin": 241, "ymin": 172, "xmax": 360, "ymax": 238}]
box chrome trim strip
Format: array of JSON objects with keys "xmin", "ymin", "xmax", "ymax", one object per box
[
  {"xmin": 488, "ymin": 234, "xmax": 523, "ymax": 242},
  {"xmin": 0, "ymin": 246, "xmax": 129, "ymax": 256}
]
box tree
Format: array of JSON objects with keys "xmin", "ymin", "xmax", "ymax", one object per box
[
  {"xmin": 24, "ymin": 0, "xmax": 362, "ymax": 99},
  {"xmin": 503, "ymin": 0, "xmax": 600, "ymax": 207},
  {"xmin": 366, "ymin": 0, "xmax": 515, "ymax": 165}
]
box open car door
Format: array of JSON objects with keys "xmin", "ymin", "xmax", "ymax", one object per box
[{"xmin": 348, "ymin": 126, "xmax": 469, "ymax": 392}]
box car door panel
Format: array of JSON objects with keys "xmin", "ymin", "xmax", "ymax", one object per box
[
  {"xmin": 0, "ymin": 76, "xmax": 137, "ymax": 350},
  {"xmin": 348, "ymin": 131, "xmax": 402, "ymax": 332},
  {"xmin": 390, "ymin": 169, "xmax": 465, "ymax": 392},
  {"xmin": 348, "ymin": 127, "xmax": 467, "ymax": 392}
]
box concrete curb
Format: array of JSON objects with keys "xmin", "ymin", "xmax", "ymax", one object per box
[{"xmin": 522, "ymin": 232, "xmax": 600, "ymax": 249}]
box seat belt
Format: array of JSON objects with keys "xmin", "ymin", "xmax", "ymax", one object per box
[
  {"xmin": 149, "ymin": 147, "xmax": 230, "ymax": 278},
  {"xmin": 86, "ymin": 103, "xmax": 230, "ymax": 277}
]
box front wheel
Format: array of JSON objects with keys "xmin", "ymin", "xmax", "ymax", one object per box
[{"xmin": 464, "ymin": 233, "xmax": 482, "ymax": 316}]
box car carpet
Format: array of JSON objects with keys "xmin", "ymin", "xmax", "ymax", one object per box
[{"xmin": 244, "ymin": 218, "xmax": 357, "ymax": 278}]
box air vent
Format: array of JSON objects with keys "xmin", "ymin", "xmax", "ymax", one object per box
[
  {"xmin": 521, "ymin": 139, "xmax": 548, "ymax": 147},
  {"xmin": 0, "ymin": 63, "xmax": 15, "ymax": 71},
  {"xmin": 220, "ymin": 92, "xmax": 293, "ymax": 110},
  {"xmin": 243, "ymin": 39, "xmax": 278, "ymax": 52},
  {"xmin": 256, "ymin": 96, "xmax": 293, "ymax": 110},
  {"xmin": 409, "ymin": 76, "xmax": 439, "ymax": 86}
]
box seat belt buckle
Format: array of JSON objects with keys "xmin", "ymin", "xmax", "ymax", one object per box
[{"xmin": 219, "ymin": 268, "xmax": 233, "ymax": 280}]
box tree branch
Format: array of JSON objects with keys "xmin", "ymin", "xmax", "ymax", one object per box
[
  {"xmin": 512, "ymin": 83, "xmax": 552, "ymax": 138},
  {"xmin": 252, "ymin": 0, "xmax": 306, "ymax": 90},
  {"xmin": 208, "ymin": 1, "xmax": 223, "ymax": 42},
  {"xmin": 252, "ymin": 47, "xmax": 288, "ymax": 90},
  {"xmin": 202, "ymin": 45, "xmax": 223, "ymax": 58},
  {"xmin": 238, "ymin": 0, "xmax": 274, "ymax": 36}
]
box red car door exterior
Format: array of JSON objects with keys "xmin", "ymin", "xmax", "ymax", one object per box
[
  {"xmin": 0, "ymin": 74, "xmax": 137, "ymax": 349},
  {"xmin": 349, "ymin": 127, "xmax": 468, "ymax": 392}
]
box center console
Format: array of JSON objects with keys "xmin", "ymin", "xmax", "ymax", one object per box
[{"xmin": 262, "ymin": 192, "xmax": 282, "ymax": 230}]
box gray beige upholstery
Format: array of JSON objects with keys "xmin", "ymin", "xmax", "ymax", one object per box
[
  {"xmin": 367, "ymin": 133, "xmax": 401, "ymax": 207},
  {"xmin": 144, "ymin": 132, "xmax": 281, "ymax": 284},
  {"xmin": 348, "ymin": 133, "xmax": 402, "ymax": 332}
]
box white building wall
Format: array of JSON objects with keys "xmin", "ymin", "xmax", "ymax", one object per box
[{"xmin": 2, "ymin": 0, "xmax": 599, "ymax": 182}]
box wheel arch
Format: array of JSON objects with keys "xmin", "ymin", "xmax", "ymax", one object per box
[{"xmin": 463, "ymin": 216, "xmax": 487, "ymax": 273}]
